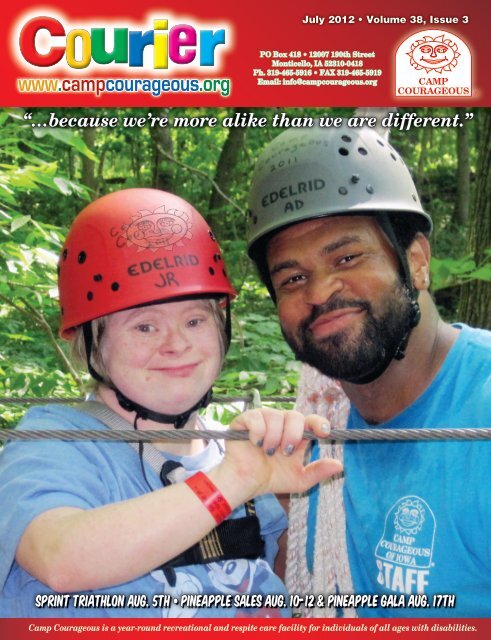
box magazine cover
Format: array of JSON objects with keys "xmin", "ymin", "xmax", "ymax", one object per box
[{"xmin": 0, "ymin": 0, "xmax": 489, "ymax": 639}]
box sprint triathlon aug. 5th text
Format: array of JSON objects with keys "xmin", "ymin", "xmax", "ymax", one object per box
[{"xmin": 35, "ymin": 592, "xmax": 456, "ymax": 610}]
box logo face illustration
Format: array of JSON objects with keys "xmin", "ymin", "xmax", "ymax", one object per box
[
  {"xmin": 375, "ymin": 495, "xmax": 436, "ymax": 595},
  {"xmin": 394, "ymin": 498, "xmax": 425, "ymax": 535},
  {"xmin": 395, "ymin": 30, "xmax": 472, "ymax": 98},
  {"xmin": 407, "ymin": 34, "xmax": 460, "ymax": 73},
  {"xmin": 115, "ymin": 205, "xmax": 193, "ymax": 251}
]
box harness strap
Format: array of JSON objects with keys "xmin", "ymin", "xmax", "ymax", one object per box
[
  {"xmin": 76, "ymin": 401, "xmax": 265, "ymax": 570},
  {"xmin": 161, "ymin": 509, "xmax": 265, "ymax": 568}
]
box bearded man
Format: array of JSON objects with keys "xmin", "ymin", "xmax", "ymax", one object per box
[{"xmin": 246, "ymin": 125, "xmax": 491, "ymax": 618}]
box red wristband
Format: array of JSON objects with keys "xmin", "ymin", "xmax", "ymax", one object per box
[{"xmin": 185, "ymin": 472, "xmax": 232, "ymax": 525}]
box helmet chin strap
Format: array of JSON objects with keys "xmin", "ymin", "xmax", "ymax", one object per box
[
  {"xmin": 82, "ymin": 322, "xmax": 214, "ymax": 429},
  {"xmin": 342, "ymin": 299, "xmax": 420, "ymax": 385},
  {"xmin": 114, "ymin": 387, "xmax": 213, "ymax": 429},
  {"xmin": 342, "ymin": 213, "xmax": 422, "ymax": 386}
]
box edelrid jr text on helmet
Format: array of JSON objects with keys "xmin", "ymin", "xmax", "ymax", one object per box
[
  {"xmin": 59, "ymin": 188, "xmax": 236, "ymax": 426},
  {"xmin": 59, "ymin": 188, "xmax": 235, "ymax": 337}
]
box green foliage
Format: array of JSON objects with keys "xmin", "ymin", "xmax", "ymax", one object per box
[
  {"xmin": 431, "ymin": 250, "xmax": 491, "ymax": 291},
  {"xmin": 220, "ymin": 312, "xmax": 300, "ymax": 396},
  {"xmin": 0, "ymin": 106, "xmax": 488, "ymax": 427},
  {"xmin": 0, "ymin": 109, "xmax": 89, "ymax": 425}
]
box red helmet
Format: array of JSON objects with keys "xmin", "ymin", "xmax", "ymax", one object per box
[{"xmin": 58, "ymin": 188, "xmax": 236, "ymax": 339}]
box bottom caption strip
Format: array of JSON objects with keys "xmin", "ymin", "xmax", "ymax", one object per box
[
  {"xmin": 35, "ymin": 592, "xmax": 456, "ymax": 610},
  {"xmin": 13, "ymin": 619, "xmax": 487, "ymax": 640}
]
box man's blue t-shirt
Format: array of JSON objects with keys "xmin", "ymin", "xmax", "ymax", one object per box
[
  {"xmin": 0, "ymin": 406, "xmax": 289, "ymax": 618},
  {"xmin": 344, "ymin": 324, "xmax": 491, "ymax": 617}
]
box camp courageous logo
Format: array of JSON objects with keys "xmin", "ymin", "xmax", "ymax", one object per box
[
  {"xmin": 375, "ymin": 496, "xmax": 436, "ymax": 594},
  {"xmin": 395, "ymin": 30, "xmax": 472, "ymax": 97},
  {"xmin": 113, "ymin": 205, "xmax": 193, "ymax": 252}
]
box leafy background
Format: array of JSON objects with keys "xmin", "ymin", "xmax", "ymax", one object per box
[{"xmin": 1, "ymin": 107, "xmax": 490, "ymax": 427}]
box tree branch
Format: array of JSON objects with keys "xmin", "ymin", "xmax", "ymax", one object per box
[
  {"xmin": 0, "ymin": 293, "xmax": 83, "ymax": 388},
  {"xmin": 156, "ymin": 143, "xmax": 247, "ymax": 217}
]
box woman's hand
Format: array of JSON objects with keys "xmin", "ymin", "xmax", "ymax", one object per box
[
  {"xmin": 16, "ymin": 408, "xmax": 341, "ymax": 592},
  {"xmin": 214, "ymin": 408, "xmax": 343, "ymax": 501}
]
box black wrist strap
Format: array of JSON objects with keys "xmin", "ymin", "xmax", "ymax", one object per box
[{"xmin": 160, "ymin": 500, "xmax": 265, "ymax": 569}]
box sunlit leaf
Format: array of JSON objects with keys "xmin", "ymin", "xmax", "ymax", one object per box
[{"xmin": 11, "ymin": 215, "xmax": 31, "ymax": 233}]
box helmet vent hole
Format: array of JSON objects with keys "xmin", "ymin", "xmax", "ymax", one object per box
[
  {"xmin": 111, "ymin": 282, "xmax": 120, "ymax": 292},
  {"xmin": 78, "ymin": 251, "xmax": 87, "ymax": 264},
  {"xmin": 377, "ymin": 140, "xmax": 385, "ymax": 147},
  {"xmin": 351, "ymin": 174, "xmax": 360, "ymax": 184},
  {"xmin": 62, "ymin": 249, "xmax": 68, "ymax": 261},
  {"xmin": 253, "ymin": 216, "xmax": 258, "ymax": 224},
  {"xmin": 338, "ymin": 187, "xmax": 348, "ymax": 196},
  {"xmin": 208, "ymin": 230, "xmax": 217, "ymax": 241},
  {"xmin": 412, "ymin": 194, "xmax": 418, "ymax": 201},
  {"xmin": 87, "ymin": 291, "xmax": 94, "ymax": 301},
  {"xmin": 341, "ymin": 135, "xmax": 352, "ymax": 142},
  {"xmin": 208, "ymin": 267, "xmax": 215, "ymax": 276},
  {"xmin": 93, "ymin": 274, "xmax": 103, "ymax": 282},
  {"xmin": 391, "ymin": 153, "xmax": 397, "ymax": 161},
  {"xmin": 213, "ymin": 253, "xmax": 222, "ymax": 262},
  {"xmin": 358, "ymin": 147, "xmax": 368, "ymax": 156},
  {"xmin": 366, "ymin": 185, "xmax": 374, "ymax": 194},
  {"xmin": 338, "ymin": 147, "xmax": 349, "ymax": 156}
]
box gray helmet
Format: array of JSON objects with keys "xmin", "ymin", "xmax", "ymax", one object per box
[
  {"xmin": 247, "ymin": 124, "xmax": 432, "ymax": 261},
  {"xmin": 246, "ymin": 124, "xmax": 433, "ymax": 385}
]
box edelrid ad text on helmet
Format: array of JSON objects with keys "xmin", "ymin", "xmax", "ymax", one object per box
[{"xmin": 247, "ymin": 125, "xmax": 432, "ymax": 260}]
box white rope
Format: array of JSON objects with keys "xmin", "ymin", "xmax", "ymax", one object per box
[{"xmin": 287, "ymin": 366, "xmax": 355, "ymax": 618}]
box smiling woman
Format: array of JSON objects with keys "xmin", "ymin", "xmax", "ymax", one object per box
[
  {"xmin": 98, "ymin": 300, "xmax": 224, "ymax": 428},
  {"xmin": 57, "ymin": 188, "xmax": 235, "ymax": 432},
  {"xmin": 0, "ymin": 187, "xmax": 342, "ymax": 619}
]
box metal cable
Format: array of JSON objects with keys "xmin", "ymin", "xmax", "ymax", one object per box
[
  {"xmin": 0, "ymin": 396, "xmax": 296, "ymax": 405},
  {"xmin": 0, "ymin": 427, "xmax": 490, "ymax": 443}
]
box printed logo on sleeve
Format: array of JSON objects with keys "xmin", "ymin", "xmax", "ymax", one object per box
[{"xmin": 375, "ymin": 496, "xmax": 436, "ymax": 595}]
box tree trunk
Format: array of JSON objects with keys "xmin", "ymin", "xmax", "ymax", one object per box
[
  {"xmin": 67, "ymin": 148, "xmax": 75, "ymax": 181},
  {"xmin": 96, "ymin": 144, "xmax": 108, "ymax": 194},
  {"xmin": 129, "ymin": 137, "xmax": 142, "ymax": 183},
  {"xmin": 453, "ymin": 107, "xmax": 470, "ymax": 225},
  {"xmin": 209, "ymin": 109, "xmax": 245, "ymax": 219},
  {"xmin": 81, "ymin": 128, "xmax": 98, "ymax": 195},
  {"xmin": 415, "ymin": 110, "xmax": 432, "ymax": 191},
  {"xmin": 149, "ymin": 108, "xmax": 174, "ymax": 191},
  {"xmin": 457, "ymin": 109, "xmax": 491, "ymax": 329}
]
